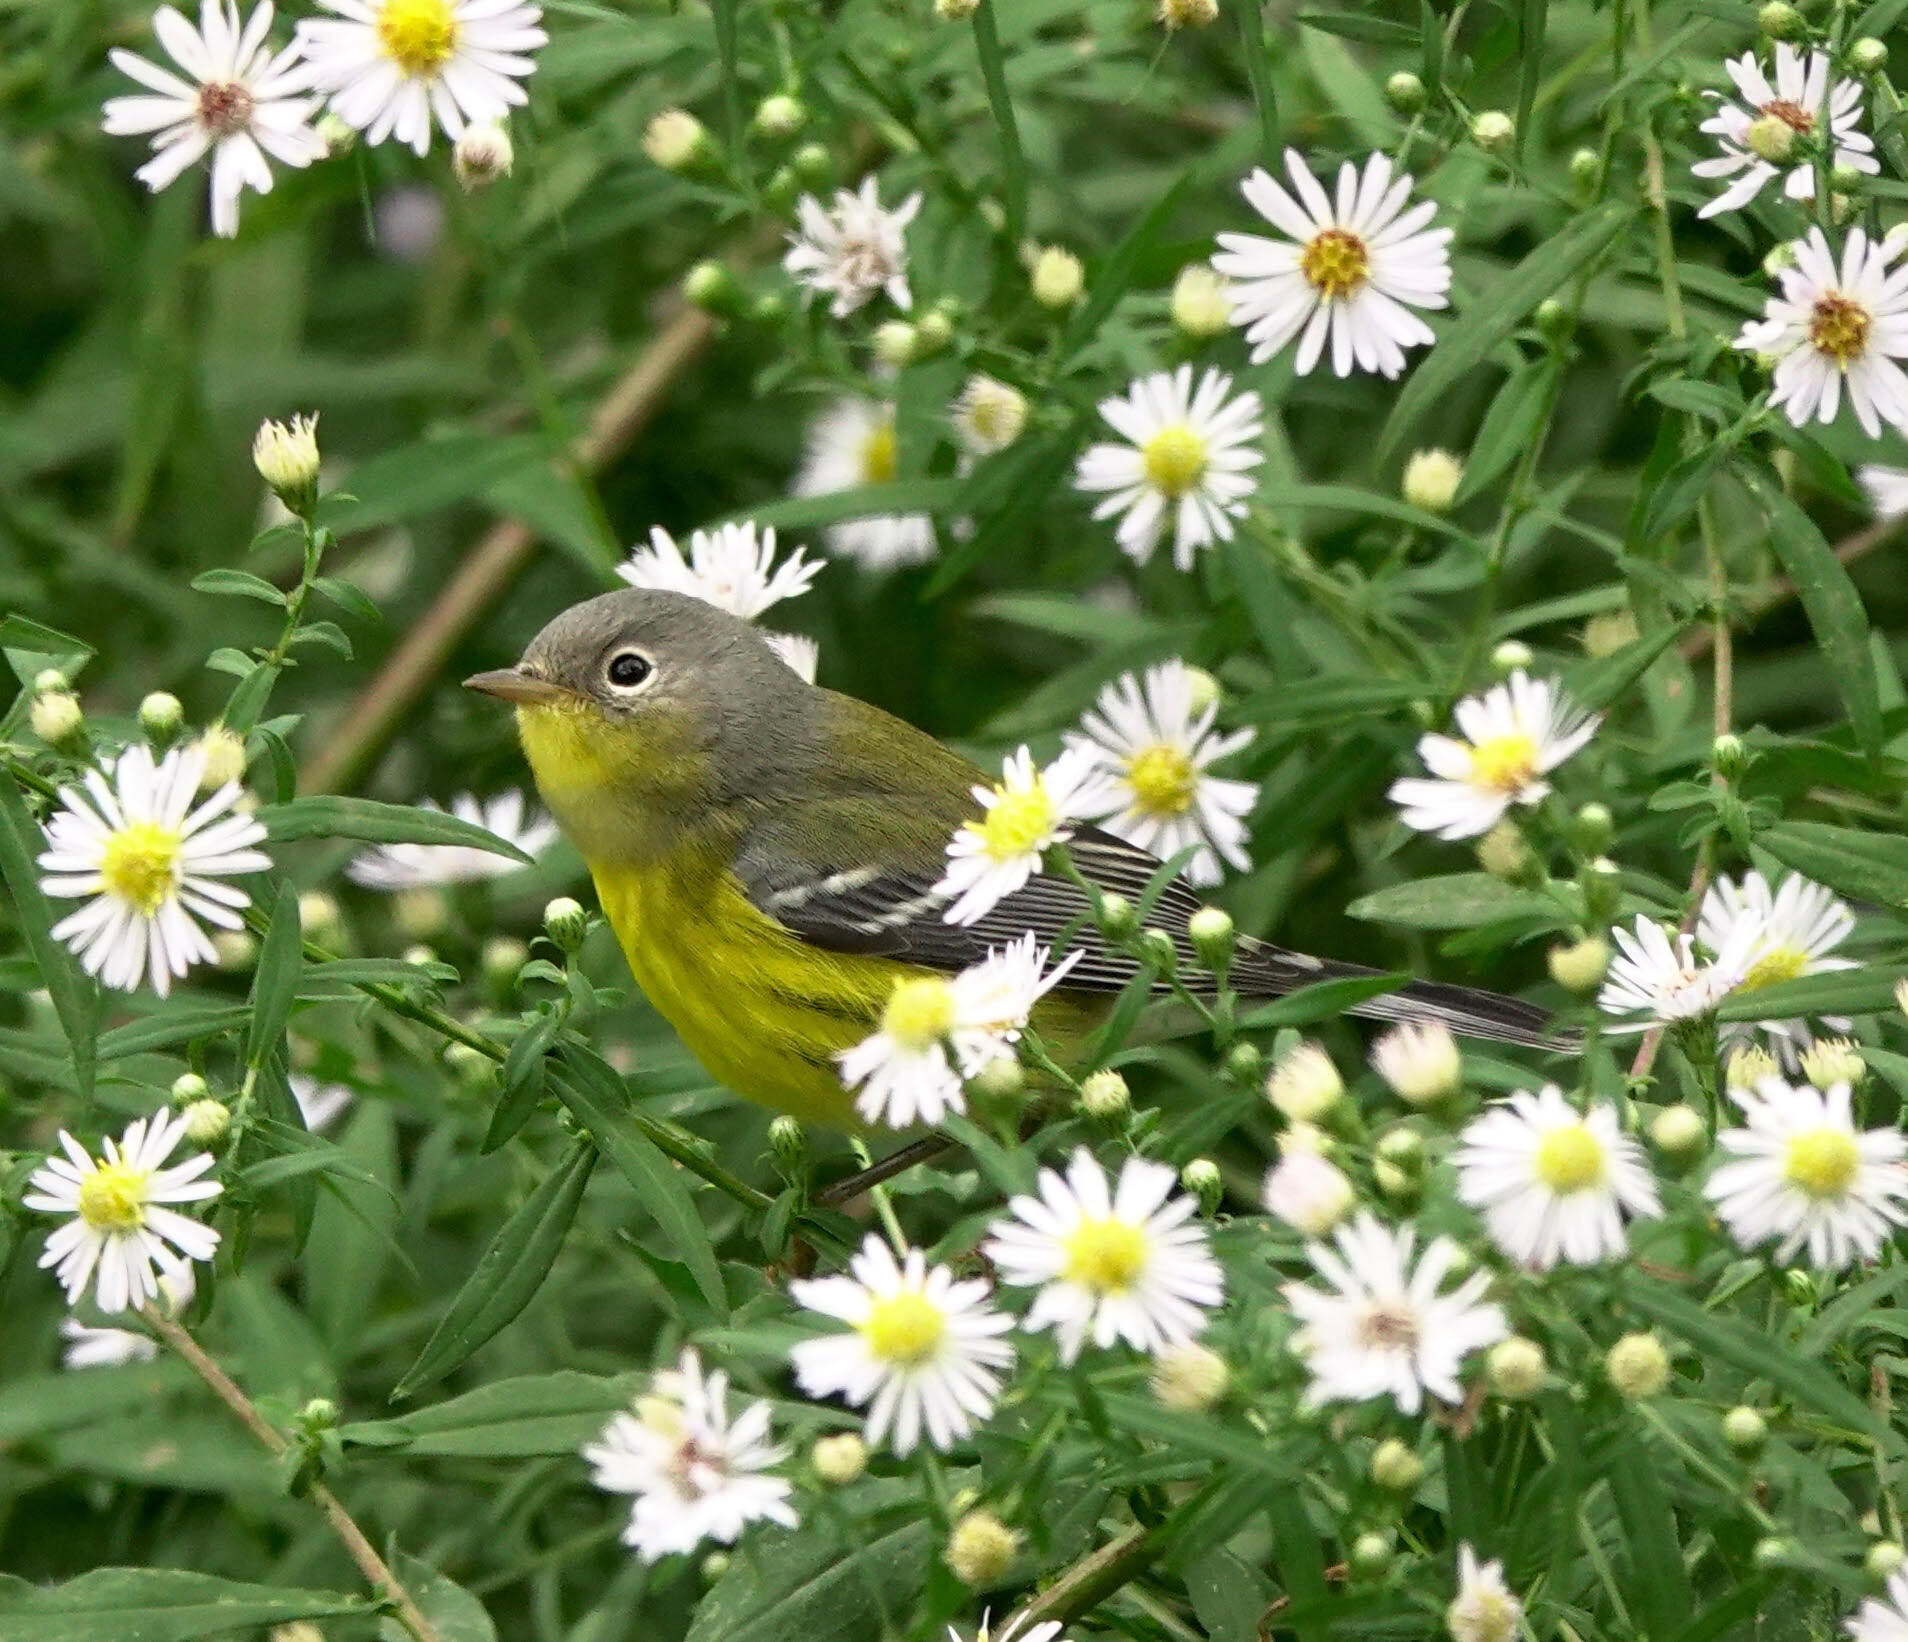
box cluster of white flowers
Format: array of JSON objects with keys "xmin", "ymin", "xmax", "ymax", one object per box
[{"xmin": 101, "ymin": 0, "xmax": 546, "ymax": 236}]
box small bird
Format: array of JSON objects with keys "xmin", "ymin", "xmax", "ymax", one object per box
[{"xmin": 467, "ymin": 589, "xmax": 1562, "ymax": 1125}]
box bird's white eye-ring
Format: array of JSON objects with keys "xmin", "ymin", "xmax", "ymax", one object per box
[{"xmin": 605, "ymin": 649, "xmax": 655, "ymax": 692}]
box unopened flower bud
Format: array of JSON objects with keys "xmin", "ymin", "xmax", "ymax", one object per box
[
  {"xmin": 1471, "ymin": 110, "xmax": 1515, "ymax": 153},
  {"xmin": 1574, "ymin": 801, "xmax": 1613, "ymax": 854},
  {"xmin": 1181, "ymin": 1157, "xmax": 1223, "ymax": 1215},
  {"xmin": 138, "ymin": 691, "xmax": 183, "ymax": 743},
  {"xmin": 482, "ymin": 935, "xmax": 528, "ymax": 993},
  {"xmin": 1157, "ymin": 0, "xmax": 1218, "ymax": 28},
  {"xmin": 750, "ymin": 291, "xmax": 789, "ymax": 326},
  {"xmin": 1754, "ymin": 1537, "xmax": 1793, "ymax": 1570},
  {"xmin": 453, "ymin": 121, "xmax": 513, "ymax": 190},
  {"xmin": 752, "ymin": 93, "xmax": 806, "ymax": 138},
  {"xmin": 1868, "ymin": 1541, "xmax": 1908, "ymax": 1580},
  {"xmin": 1403, "ymin": 448, "xmax": 1463, "ymax": 513},
  {"xmin": 1135, "ymin": 926, "xmax": 1178, "ymax": 975},
  {"xmin": 30, "ymin": 686, "xmax": 83, "ymax": 746},
  {"xmin": 1375, "ymin": 1126, "xmax": 1426, "ymax": 1171},
  {"xmin": 1097, "ymin": 892, "xmax": 1137, "ymax": 941},
  {"xmin": 767, "ymin": 1116, "xmax": 807, "ymax": 1178},
  {"xmin": 1188, "ymin": 906, "xmax": 1234, "ymax": 970},
  {"xmin": 1150, "ymin": 1342, "xmax": 1228, "ymax": 1410},
  {"xmin": 1548, "ymin": 935, "xmax": 1610, "ymax": 993},
  {"xmin": 1266, "ymin": 1041, "xmax": 1343, "ymax": 1121},
  {"xmin": 699, "ymin": 1551, "xmax": 729, "ymax": 1583},
  {"xmin": 1832, "ymin": 160, "xmax": 1864, "ymax": 191},
  {"xmin": 1850, "ymin": 38, "xmax": 1889, "ymax": 75},
  {"xmin": 1722, "ymin": 1405, "xmax": 1767, "ymax": 1456},
  {"xmin": 1476, "ymin": 819, "xmax": 1536, "ymax": 883},
  {"xmin": 1569, "ymin": 147, "xmax": 1602, "ymax": 193},
  {"xmin": 1263, "ymin": 1150, "xmax": 1354, "ymax": 1236},
  {"xmin": 1582, "ymin": 608, "xmax": 1637, "ymax": 657},
  {"xmin": 1711, "ymin": 732, "xmax": 1747, "ymax": 781},
  {"xmin": 643, "ymin": 108, "xmax": 709, "ymax": 171},
  {"xmin": 402, "ymin": 943, "xmax": 437, "ymax": 968},
  {"xmin": 1649, "ymin": 1102, "xmax": 1708, "ymax": 1159},
  {"xmin": 1580, "ymin": 856, "xmax": 1621, "ymax": 923},
  {"xmin": 1800, "ymin": 1037, "xmax": 1864, "ymax": 1089},
  {"xmin": 1222, "ymin": 1040, "xmax": 1263, "ymax": 1085},
  {"xmin": 252, "ymin": 414, "xmax": 321, "ymax": 515},
  {"xmin": 792, "ymin": 143, "xmax": 833, "ymax": 188},
  {"xmin": 315, "ymin": 113, "xmax": 354, "ymax": 156},
  {"xmin": 1758, "ymin": 0, "xmax": 1804, "ymax": 39},
  {"xmin": 1784, "ymin": 1267, "xmax": 1816, "ymax": 1307},
  {"xmin": 811, "ymin": 1432, "xmax": 866, "ymax": 1484},
  {"xmin": 214, "ymin": 929, "xmax": 257, "ymax": 971},
  {"xmin": 1029, "ymin": 245, "xmax": 1084, "ymax": 309},
  {"xmin": 915, "ymin": 307, "xmax": 954, "ymax": 354},
  {"xmin": 1534, "ymin": 297, "xmax": 1571, "ymax": 341},
  {"xmin": 1725, "ymin": 1043, "xmax": 1778, "ymax": 1092},
  {"xmin": 1371, "ymin": 1021, "xmax": 1461, "ymax": 1106},
  {"xmin": 393, "ymin": 887, "xmax": 447, "ymax": 940},
  {"xmin": 1179, "ymin": 666, "xmax": 1222, "ymax": 717},
  {"xmin": 1078, "ymin": 1068, "xmax": 1131, "ymax": 1122},
  {"xmin": 1171, "ymin": 264, "xmax": 1233, "ymax": 338},
  {"xmin": 1897, "ymin": 975, "xmax": 1908, "ymax": 1022},
  {"xmin": 1744, "ymin": 114, "xmax": 1797, "ymax": 164},
  {"xmin": 1349, "ymin": 1532, "xmax": 1394, "ymax": 1578},
  {"xmin": 935, "ymin": 0, "xmax": 979, "ymax": 16},
  {"xmin": 874, "ymin": 320, "xmax": 918, "ymax": 368},
  {"xmin": 946, "ymin": 1509, "xmax": 1019, "ymax": 1587},
  {"xmin": 1373, "ymin": 1157, "xmax": 1417, "ymax": 1202},
  {"xmin": 967, "ymin": 1055, "xmax": 1026, "ymax": 1102},
  {"xmin": 1763, "ymin": 241, "xmax": 1798, "ymax": 279},
  {"xmin": 299, "ymin": 1396, "xmax": 339, "ymax": 1431},
  {"xmin": 1369, "ymin": 1437, "xmax": 1423, "ymax": 1492},
  {"xmin": 181, "ymin": 1097, "xmax": 231, "ymax": 1145},
  {"xmin": 683, "ymin": 260, "xmax": 740, "ymax": 314},
  {"xmin": 1607, "ymin": 1331, "xmax": 1670, "ymax": 1398},
  {"xmin": 171, "ymin": 1072, "xmax": 210, "ymax": 1106},
  {"xmin": 195, "ymin": 724, "xmax": 248, "ymax": 790},
  {"xmin": 1487, "ymin": 1336, "xmax": 1547, "ymax": 1400},
  {"xmin": 1384, "ymin": 71, "xmax": 1426, "ymax": 113},
  {"xmin": 544, "ymin": 896, "xmax": 589, "ymax": 954}
]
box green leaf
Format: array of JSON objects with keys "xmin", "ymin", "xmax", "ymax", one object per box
[
  {"xmin": 970, "ymin": 1, "xmax": 1028, "ymax": 238},
  {"xmin": 1746, "ymin": 476, "xmax": 1882, "ymax": 754},
  {"xmin": 0, "ymin": 1360, "xmax": 194, "ymax": 1442},
  {"xmin": 1457, "ymin": 357, "xmax": 1556, "ymax": 504},
  {"xmin": 1236, "ymin": 0, "xmax": 1281, "ymax": 158},
  {"xmin": 1235, "ymin": 971, "xmax": 1409, "ymax": 1031},
  {"xmin": 379, "ymin": 1556, "xmax": 495, "ymax": 1642},
  {"xmin": 189, "ymin": 567, "xmax": 287, "ymax": 605},
  {"xmin": 552, "ymin": 1047, "xmax": 728, "ymax": 1316},
  {"xmin": 1607, "ymin": 1429, "xmax": 1695, "ymax": 1634},
  {"xmin": 97, "ymin": 1004, "xmax": 253, "ymax": 1060},
  {"xmin": 259, "ymin": 795, "xmax": 533, "ymax": 862},
  {"xmin": 0, "ymin": 777, "xmax": 98, "ymax": 1097},
  {"xmin": 343, "ymin": 1370, "xmax": 636, "ymax": 1457},
  {"xmin": 1562, "ymin": 625, "xmax": 1685, "ymax": 712},
  {"xmin": 1346, "ymin": 873, "xmax": 1569, "ymax": 930},
  {"xmin": 1759, "ymin": 820, "xmax": 1908, "ymax": 909},
  {"xmin": 1375, "ymin": 203, "xmax": 1632, "ymax": 472},
  {"xmin": 245, "ymin": 881, "xmax": 302, "ymax": 1071},
  {"xmin": 310, "ymin": 575, "xmax": 383, "ymax": 625},
  {"xmin": 1714, "ymin": 968, "xmax": 1904, "ymax": 1023},
  {"xmin": 0, "ymin": 614, "xmax": 94, "ymax": 688},
  {"xmin": 0, "ymin": 1569, "xmax": 362, "ymax": 1641},
  {"xmin": 392, "ymin": 1139, "xmax": 597, "ymax": 1399},
  {"xmin": 1255, "ymin": 483, "xmax": 1474, "ymax": 541}
]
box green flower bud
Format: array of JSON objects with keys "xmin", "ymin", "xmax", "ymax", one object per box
[
  {"xmin": 1712, "ymin": 733, "xmax": 1747, "ymax": 780},
  {"xmin": 298, "ymin": 891, "xmax": 343, "ymax": 945},
  {"xmin": 1384, "ymin": 71, "xmax": 1426, "ymax": 113},
  {"xmin": 1266, "ymin": 1041, "xmax": 1343, "ymax": 1121},
  {"xmin": 544, "ymin": 896, "xmax": 589, "ymax": 954},
  {"xmin": 752, "ymin": 93, "xmax": 806, "ymax": 138},
  {"xmin": 482, "ymin": 935, "xmax": 528, "ymax": 994},
  {"xmin": 1181, "ymin": 1157, "xmax": 1223, "ymax": 1215},
  {"xmin": 945, "ymin": 1509, "xmax": 1019, "ymax": 1587},
  {"xmin": 1188, "ymin": 906, "xmax": 1234, "ymax": 970},
  {"xmin": 1476, "ymin": 820, "xmax": 1536, "ymax": 884},
  {"xmin": 30, "ymin": 687, "xmax": 84, "ymax": 747},
  {"xmin": 1569, "ymin": 147, "xmax": 1602, "ymax": 194},
  {"xmin": 749, "ymin": 291, "xmax": 790, "ymax": 326},
  {"xmin": 1403, "ymin": 448, "xmax": 1464, "ymax": 513},
  {"xmin": 700, "ymin": 1551, "xmax": 731, "ymax": 1584},
  {"xmin": 1831, "ymin": 161, "xmax": 1865, "ymax": 192},
  {"xmin": 181, "ymin": 1098, "xmax": 231, "ymax": 1145},
  {"xmin": 1375, "ymin": 1126, "xmax": 1426, "ymax": 1171},
  {"xmin": 1135, "ymin": 926, "xmax": 1178, "ymax": 975},
  {"xmin": 873, "ymin": 320, "xmax": 918, "ymax": 368},
  {"xmin": 299, "ymin": 1396, "xmax": 339, "ymax": 1431},
  {"xmin": 967, "ymin": 1054, "xmax": 1026, "ymax": 1102},
  {"xmin": 1078, "ymin": 1068, "xmax": 1132, "ymax": 1122},
  {"xmin": 1369, "ymin": 1437, "xmax": 1423, "ymax": 1492},
  {"xmin": 1850, "ymin": 37, "xmax": 1889, "ymax": 75},
  {"xmin": 1349, "ymin": 1531, "xmax": 1394, "ymax": 1578},
  {"xmin": 214, "ymin": 929, "xmax": 257, "ymax": 971},
  {"xmin": 1758, "ymin": 1, "xmax": 1804, "ymax": 40},
  {"xmin": 1158, "ymin": 0, "xmax": 1219, "ymax": 28},
  {"xmin": 252, "ymin": 414, "xmax": 321, "ymax": 515},
  {"xmin": 811, "ymin": 1432, "xmax": 867, "ymax": 1484},
  {"xmin": 1534, "ymin": 297, "xmax": 1571, "ymax": 341},
  {"xmin": 1722, "ymin": 1405, "xmax": 1767, "ymax": 1456},
  {"xmin": 1607, "ymin": 1331, "xmax": 1670, "ymax": 1398},
  {"xmin": 1150, "ymin": 1342, "xmax": 1228, "ymax": 1410},
  {"xmin": 1098, "ymin": 892, "xmax": 1137, "ymax": 941},
  {"xmin": 1171, "ymin": 264, "xmax": 1233, "ymax": 338},
  {"xmin": 683, "ymin": 260, "xmax": 741, "ymax": 315},
  {"xmin": 768, "ymin": 1115, "xmax": 807, "ymax": 1176},
  {"xmin": 138, "ymin": 691, "xmax": 183, "ymax": 743},
  {"xmin": 1471, "ymin": 110, "xmax": 1516, "ymax": 153},
  {"xmin": 792, "ymin": 143, "xmax": 834, "ymax": 188},
  {"xmin": 1753, "ymin": 1536, "xmax": 1793, "ymax": 1570},
  {"xmin": 1222, "ymin": 1039, "xmax": 1263, "ymax": 1085},
  {"xmin": 1548, "ymin": 935, "xmax": 1610, "ymax": 994},
  {"xmin": 1649, "ymin": 1103, "xmax": 1708, "ymax": 1159},
  {"xmin": 1580, "ymin": 856, "xmax": 1621, "ymax": 924},
  {"xmin": 643, "ymin": 109, "xmax": 709, "ymax": 172},
  {"xmin": 1487, "ymin": 1336, "xmax": 1547, "ymax": 1400},
  {"xmin": 1868, "ymin": 1541, "xmax": 1907, "ymax": 1580},
  {"xmin": 1490, "ymin": 639, "xmax": 1533, "ymax": 676},
  {"xmin": 1373, "ymin": 1157, "xmax": 1417, "ymax": 1203},
  {"xmin": 1029, "ymin": 245, "xmax": 1084, "ymax": 309},
  {"xmin": 171, "ymin": 1072, "xmax": 211, "ymax": 1105},
  {"xmin": 914, "ymin": 307, "xmax": 955, "ymax": 354}
]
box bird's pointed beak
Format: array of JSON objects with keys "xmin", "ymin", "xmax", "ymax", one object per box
[{"xmin": 464, "ymin": 667, "xmax": 572, "ymax": 706}]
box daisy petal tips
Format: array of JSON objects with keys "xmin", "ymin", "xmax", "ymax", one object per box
[{"xmin": 1211, "ymin": 148, "xmax": 1452, "ymax": 378}]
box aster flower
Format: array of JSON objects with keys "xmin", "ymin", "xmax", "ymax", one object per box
[
  {"xmin": 1696, "ymin": 869, "xmax": 1856, "ymax": 1058},
  {"xmin": 295, "ymin": 0, "xmax": 547, "ymax": 156},
  {"xmin": 37, "ymin": 742, "xmax": 271, "ymax": 997},
  {"xmin": 934, "ymin": 746, "xmax": 1105, "ymax": 927},
  {"xmin": 789, "ymin": 1237, "xmax": 1015, "ymax": 1455},
  {"xmin": 1211, "ymin": 149, "xmax": 1452, "ymax": 378},
  {"xmin": 582, "ymin": 1349, "xmax": 798, "ymax": 1561},
  {"xmin": 1599, "ymin": 916, "xmax": 1745, "ymax": 1028},
  {"xmin": 1388, "ymin": 672, "xmax": 1600, "ymax": 841},
  {"xmin": 793, "ymin": 395, "xmax": 935, "ymax": 569},
  {"xmin": 61, "ymin": 1265, "xmax": 195, "ymax": 1370},
  {"xmin": 345, "ymin": 791, "xmax": 556, "ymax": 889},
  {"xmin": 1705, "ymin": 1077, "xmax": 1908, "ymax": 1270},
  {"xmin": 947, "ymin": 1618, "xmax": 1065, "ymax": 1642},
  {"xmin": 1063, "ymin": 659, "xmax": 1256, "ymax": 886},
  {"xmin": 838, "ymin": 936, "xmax": 1083, "ymax": 1129},
  {"xmin": 1736, "ymin": 228, "xmax": 1908, "ymax": 439},
  {"xmin": 1859, "ymin": 465, "xmax": 1908, "ymax": 520},
  {"xmin": 101, "ymin": 0, "xmax": 326, "ymax": 238},
  {"xmin": 983, "ymin": 1149, "xmax": 1225, "ymax": 1363},
  {"xmin": 1453, "ymin": 1086, "xmax": 1662, "ymax": 1270},
  {"xmin": 1263, "ymin": 1148, "xmax": 1356, "ymax": 1238},
  {"xmin": 951, "ymin": 374, "xmax": 1030, "ymax": 459},
  {"xmin": 24, "ymin": 1112, "xmax": 223, "ymax": 1315},
  {"xmin": 1847, "ymin": 1568, "xmax": 1908, "ymax": 1642},
  {"xmin": 617, "ymin": 521, "xmax": 820, "ymax": 621},
  {"xmin": 783, "ymin": 176, "xmax": 923, "ymax": 318},
  {"xmin": 1283, "ymin": 1212, "xmax": 1507, "ymax": 1414},
  {"xmin": 1072, "ymin": 367, "xmax": 1265, "ymax": 570},
  {"xmin": 1693, "ymin": 46, "xmax": 1877, "ymax": 220},
  {"xmin": 1446, "ymin": 1544, "xmax": 1524, "ymax": 1642}
]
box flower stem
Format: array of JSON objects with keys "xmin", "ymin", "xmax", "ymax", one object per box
[{"xmin": 140, "ymin": 1304, "xmax": 448, "ymax": 1642}]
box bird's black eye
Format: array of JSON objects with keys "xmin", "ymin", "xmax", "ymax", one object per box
[{"xmin": 606, "ymin": 650, "xmax": 653, "ymax": 689}]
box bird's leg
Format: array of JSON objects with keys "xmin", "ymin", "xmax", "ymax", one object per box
[{"xmin": 813, "ymin": 1134, "xmax": 959, "ymax": 1207}]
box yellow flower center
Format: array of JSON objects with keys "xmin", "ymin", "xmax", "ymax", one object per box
[
  {"xmin": 861, "ymin": 420, "xmax": 898, "ymax": 484},
  {"xmin": 1739, "ymin": 945, "xmax": 1809, "ymax": 992},
  {"xmin": 1061, "ymin": 1217, "xmax": 1149, "ymax": 1294},
  {"xmin": 1467, "ymin": 732, "xmax": 1539, "ymax": 794},
  {"xmin": 1533, "ymin": 1121, "xmax": 1607, "ymax": 1194},
  {"xmin": 1785, "ymin": 1127, "xmax": 1860, "ymax": 1198},
  {"xmin": 1760, "ymin": 97, "xmax": 1815, "ymax": 134},
  {"xmin": 376, "ymin": 0, "xmax": 460, "ymax": 76},
  {"xmin": 1126, "ymin": 742, "xmax": 1198, "ymax": 817},
  {"xmin": 882, "ymin": 976, "xmax": 957, "ymax": 1051},
  {"xmin": 1299, "ymin": 226, "xmax": 1371, "ymax": 300},
  {"xmin": 77, "ymin": 1161, "xmax": 150, "ymax": 1233},
  {"xmin": 100, "ymin": 821, "xmax": 183, "ymax": 916},
  {"xmin": 1141, "ymin": 425, "xmax": 1209, "ymax": 498},
  {"xmin": 861, "ymin": 1291, "xmax": 946, "ymax": 1365},
  {"xmin": 1809, "ymin": 294, "xmax": 1871, "ymax": 367},
  {"xmin": 977, "ymin": 783, "xmax": 1057, "ymax": 861}
]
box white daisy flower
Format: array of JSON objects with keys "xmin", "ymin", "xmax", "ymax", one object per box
[
  {"xmin": 1696, "ymin": 869, "xmax": 1856, "ymax": 1057},
  {"xmin": 789, "ymin": 1236, "xmax": 1015, "ymax": 1455},
  {"xmin": 295, "ymin": 0, "xmax": 547, "ymax": 157},
  {"xmin": 1693, "ymin": 46, "xmax": 1877, "ymax": 220},
  {"xmin": 1211, "ymin": 148, "xmax": 1452, "ymax": 378},
  {"xmin": 1446, "ymin": 1544, "xmax": 1524, "ymax": 1642},
  {"xmin": 783, "ymin": 176, "xmax": 923, "ymax": 318},
  {"xmin": 1387, "ymin": 672, "xmax": 1600, "ymax": 841},
  {"xmin": 582, "ymin": 1348, "xmax": 799, "ymax": 1562},
  {"xmin": 60, "ymin": 1265, "xmax": 195, "ymax": 1370},
  {"xmin": 344, "ymin": 791, "xmax": 556, "ymax": 889},
  {"xmin": 1847, "ymin": 1569, "xmax": 1908, "ymax": 1642},
  {"xmin": 983, "ymin": 1149, "xmax": 1225, "ymax": 1363},
  {"xmin": 617, "ymin": 521, "xmax": 820, "ymax": 621},
  {"xmin": 38, "ymin": 742, "xmax": 271, "ymax": 997},
  {"xmin": 1263, "ymin": 1148, "xmax": 1356, "ymax": 1238},
  {"xmin": 947, "ymin": 1618, "xmax": 1065, "ymax": 1642},
  {"xmin": 837, "ymin": 936, "xmax": 1083, "ymax": 1129},
  {"xmin": 1453, "ymin": 1085, "xmax": 1662, "ymax": 1270},
  {"xmin": 290, "ymin": 1072, "xmax": 355, "ymax": 1132},
  {"xmin": 1283, "ymin": 1211, "xmax": 1507, "ymax": 1415},
  {"xmin": 101, "ymin": 0, "xmax": 326, "ymax": 239},
  {"xmin": 1072, "ymin": 366, "xmax": 1265, "ymax": 571},
  {"xmin": 24, "ymin": 1112, "xmax": 223, "ymax": 1315},
  {"xmin": 1063, "ymin": 659, "xmax": 1256, "ymax": 886},
  {"xmin": 1705, "ymin": 1077, "xmax": 1908, "ymax": 1270},
  {"xmin": 793, "ymin": 395, "xmax": 936, "ymax": 569},
  {"xmin": 763, "ymin": 631, "xmax": 820, "ymax": 683},
  {"xmin": 1859, "ymin": 465, "xmax": 1908, "ymax": 520},
  {"xmin": 934, "ymin": 745, "xmax": 1105, "ymax": 927},
  {"xmin": 1598, "ymin": 916, "xmax": 1746, "ymax": 1028},
  {"xmin": 1736, "ymin": 227, "xmax": 1908, "ymax": 439}
]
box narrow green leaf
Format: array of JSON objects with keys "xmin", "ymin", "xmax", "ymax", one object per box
[
  {"xmin": 0, "ymin": 1569, "xmax": 362, "ymax": 1642},
  {"xmin": 1607, "ymin": 1429, "xmax": 1695, "ymax": 1633},
  {"xmin": 1346, "ymin": 873, "xmax": 1570, "ymax": 930},
  {"xmin": 259, "ymin": 795, "xmax": 533, "ymax": 861},
  {"xmin": 1515, "ymin": 0, "xmax": 1546, "ymax": 159},
  {"xmin": 1235, "ymin": 971, "xmax": 1409, "ymax": 1030},
  {"xmin": 392, "ymin": 1139, "xmax": 597, "ymax": 1399},
  {"xmin": 1759, "ymin": 820, "xmax": 1908, "ymax": 909},
  {"xmin": 98, "ymin": 1004, "xmax": 252, "ymax": 1060},
  {"xmin": 0, "ymin": 777, "xmax": 97, "ymax": 1097},
  {"xmin": 970, "ymin": 1, "xmax": 1028, "ymax": 239},
  {"xmin": 1256, "ymin": 483, "xmax": 1474, "ymax": 541},
  {"xmin": 483, "ymin": 1010, "xmax": 560, "ymax": 1153},
  {"xmin": 1264, "ymin": 1489, "xmax": 1330, "ymax": 1642},
  {"xmin": 1236, "ymin": 0, "xmax": 1281, "ymax": 159},
  {"xmin": 245, "ymin": 882, "xmax": 302, "ymax": 1070},
  {"xmin": 342, "ymin": 1370, "xmax": 635, "ymax": 1458},
  {"xmin": 1562, "ymin": 625, "xmax": 1685, "ymax": 712},
  {"xmin": 1714, "ymin": 967, "xmax": 1904, "ymax": 1023},
  {"xmin": 379, "ymin": 1557, "xmax": 495, "ymax": 1642},
  {"xmin": 310, "ymin": 575, "xmax": 383, "ymax": 625},
  {"xmin": 0, "ymin": 615, "xmax": 94, "ymax": 687},
  {"xmin": 190, "ymin": 567, "xmax": 287, "ymax": 606}
]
